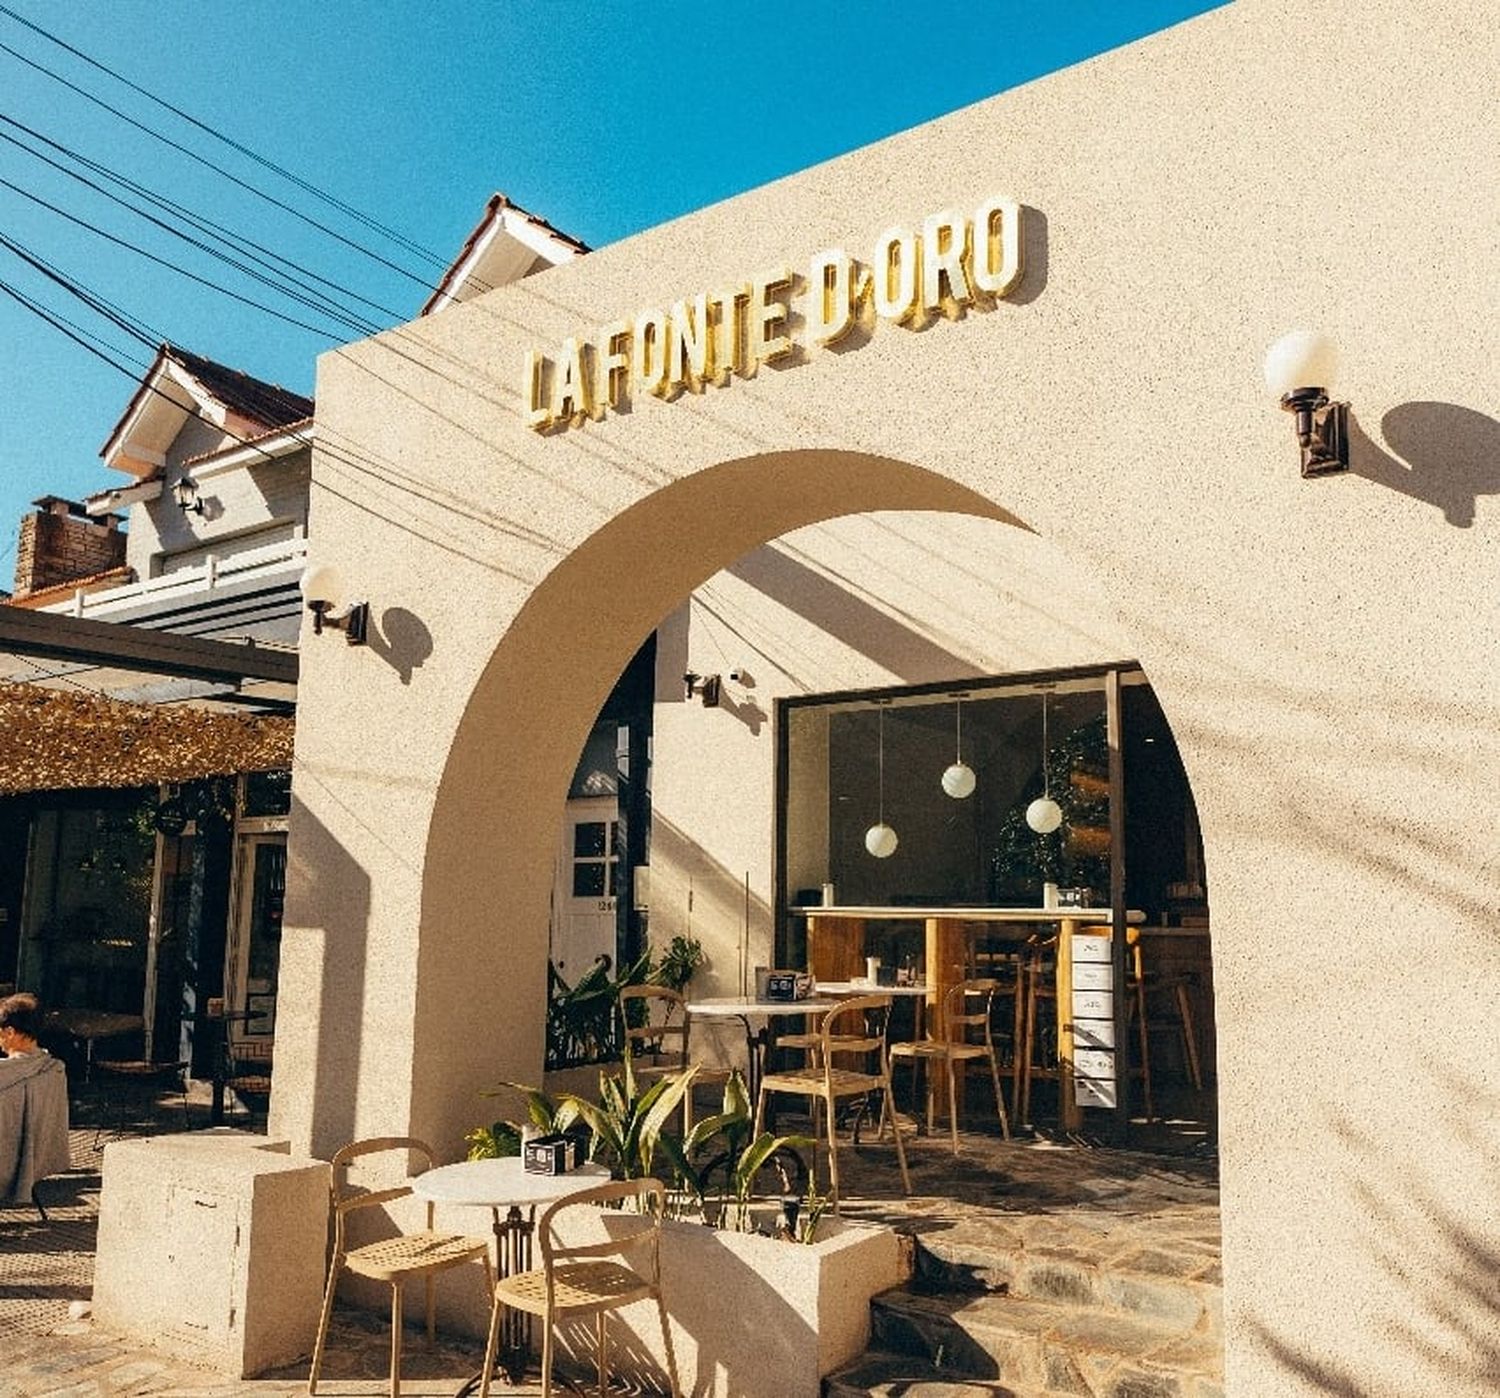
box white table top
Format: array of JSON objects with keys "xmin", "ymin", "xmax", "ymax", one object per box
[
  {"xmin": 817, "ymin": 981, "xmax": 931, "ymax": 996},
  {"xmin": 412, "ymin": 1156, "xmax": 611, "ymax": 1208},
  {"xmin": 687, "ymin": 996, "xmax": 837, "ymax": 1018}
]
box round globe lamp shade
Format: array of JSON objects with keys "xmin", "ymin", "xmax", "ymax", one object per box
[
  {"xmin": 299, "ymin": 562, "xmax": 344, "ymax": 607},
  {"xmin": 941, "ymin": 762, "xmax": 976, "ymax": 799},
  {"xmin": 864, "ymin": 823, "xmax": 899, "ymax": 858},
  {"xmin": 1263, "ymin": 330, "xmax": 1339, "ymax": 396},
  {"xmin": 1025, "ymin": 797, "xmax": 1063, "ymax": 834}
]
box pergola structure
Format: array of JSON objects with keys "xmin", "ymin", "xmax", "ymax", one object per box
[{"xmin": 0, "ymin": 607, "xmax": 296, "ymax": 793}]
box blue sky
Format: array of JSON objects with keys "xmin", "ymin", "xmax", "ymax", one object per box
[{"xmin": 0, "ymin": 0, "xmax": 1222, "ymax": 578}]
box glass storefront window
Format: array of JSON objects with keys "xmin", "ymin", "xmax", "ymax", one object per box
[{"xmin": 781, "ymin": 668, "xmax": 1201, "ymax": 928}]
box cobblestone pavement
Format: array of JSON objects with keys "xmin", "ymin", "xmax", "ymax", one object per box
[{"xmin": 1, "ymin": 1082, "xmax": 1218, "ymax": 1397}]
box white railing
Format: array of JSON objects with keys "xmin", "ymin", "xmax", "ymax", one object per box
[{"xmin": 41, "ymin": 536, "xmax": 309, "ymax": 618}]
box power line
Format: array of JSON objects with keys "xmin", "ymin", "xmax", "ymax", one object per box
[
  {"xmin": 0, "ymin": 173, "xmax": 351, "ymax": 340},
  {"xmin": 0, "ymin": 112, "xmax": 404, "ymax": 327},
  {"xmin": 0, "ymin": 271, "xmax": 151, "ymax": 378},
  {"xmin": 0, "ymin": 229, "xmax": 164, "ymax": 350},
  {"xmin": 0, "ymin": 0, "xmax": 452, "ymax": 274},
  {"xmin": 0, "ymin": 31, "xmax": 437, "ymax": 293},
  {"xmin": 0, "ymin": 122, "xmax": 383, "ymax": 338}
]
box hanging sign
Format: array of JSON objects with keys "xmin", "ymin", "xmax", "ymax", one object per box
[{"xmin": 523, "ymin": 196, "xmax": 1025, "ymax": 431}]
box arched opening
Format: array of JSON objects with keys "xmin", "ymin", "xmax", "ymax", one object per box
[{"xmin": 414, "ymin": 447, "xmax": 1215, "ymax": 1160}]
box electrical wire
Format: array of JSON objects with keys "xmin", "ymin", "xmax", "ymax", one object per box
[
  {"xmin": 0, "ymin": 124, "xmax": 383, "ymax": 337},
  {"xmin": 0, "ymin": 173, "xmax": 350, "ymax": 340},
  {"xmin": 0, "ymin": 229, "xmax": 163, "ymax": 349},
  {"xmin": 0, "ymin": 31, "xmax": 437, "ymax": 291},
  {"xmin": 0, "ymin": 0, "xmax": 452, "ymax": 273},
  {"xmin": 0, "ymin": 112, "xmax": 404, "ymax": 327}
]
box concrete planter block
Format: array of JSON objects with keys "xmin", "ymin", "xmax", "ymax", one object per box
[
  {"xmin": 547, "ymin": 1208, "xmax": 908, "ymax": 1398},
  {"xmin": 92, "ymin": 1131, "xmax": 329, "ymax": 1378}
]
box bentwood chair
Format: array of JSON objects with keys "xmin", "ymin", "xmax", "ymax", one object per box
[
  {"xmin": 308, "ymin": 1137, "xmax": 494, "ymax": 1398},
  {"xmin": 1125, "ymin": 927, "xmax": 1204, "ymax": 1121},
  {"xmin": 480, "ymin": 1176, "xmax": 681, "ymax": 1398},
  {"xmin": 888, "ymin": 977, "xmax": 1011, "ymax": 1152},
  {"xmin": 753, "ymin": 994, "xmax": 910, "ymax": 1210},
  {"xmin": 618, "ymin": 985, "xmax": 730, "ymax": 1129}
]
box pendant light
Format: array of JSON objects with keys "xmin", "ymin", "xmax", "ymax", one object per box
[
  {"xmin": 941, "ymin": 695, "xmax": 976, "ymax": 799},
  {"xmin": 864, "ymin": 705, "xmax": 899, "ymax": 858},
  {"xmin": 1025, "ymin": 691, "xmax": 1063, "ymax": 834}
]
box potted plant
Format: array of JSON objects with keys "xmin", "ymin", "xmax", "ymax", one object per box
[{"xmin": 470, "ymin": 1058, "xmax": 906, "ymax": 1397}]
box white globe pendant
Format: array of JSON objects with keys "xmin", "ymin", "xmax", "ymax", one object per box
[
  {"xmin": 864, "ymin": 822, "xmax": 899, "ymax": 858},
  {"xmin": 941, "ymin": 762, "xmax": 976, "ymax": 799},
  {"xmin": 1025, "ymin": 796, "xmax": 1063, "ymax": 834}
]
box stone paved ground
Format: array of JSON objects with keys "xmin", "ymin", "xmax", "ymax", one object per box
[{"xmin": 0, "ymin": 1081, "xmax": 1218, "ymax": 1397}]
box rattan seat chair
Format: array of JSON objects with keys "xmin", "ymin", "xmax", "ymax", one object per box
[
  {"xmin": 308, "ymin": 1136, "xmax": 493, "ymax": 1398},
  {"xmin": 480, "ymin": 1176, "xmax": 681, "ymax": 1398},
  {"xmin": 889, "ymin": 977, "xmax": 1011, "ymax": 1152},
  {"xmin": 753, "ymin": 994, "xmax": 910, "ymax": 1210}
]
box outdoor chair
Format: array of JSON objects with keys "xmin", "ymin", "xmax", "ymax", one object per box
[
  {"xmin": 1126, "ymin": 927, "xmax": 1204, "ymax": 1121},
  {"xmin": 308, "ymin": 1136, "xmax": 494, "ymax": 1398},
  {"xmin": 753, "ymin": 994, "xmax": 910, "ymax": 1210},
  {"xmin": 1015, "ymin": 936, "xmax": 1060, "ymax": 1126},
  {"xmin": 480, "ymin": 1176, "xmax": 681, "ymax": 1398},
  {"xmin": 89, "ymin": 1058, "xmax": 192, "ymax": 1145},
  {"xmin": 618, "ymin": 985, "xmax": 730, "ymax": 1129},
  {"xmin": 222, "ymin": 1038, "xmax": 274, "ymax": 1128},
  {"xmin": 888, "ymin": 977, "xmax": 1011, "ymax": 1152}
]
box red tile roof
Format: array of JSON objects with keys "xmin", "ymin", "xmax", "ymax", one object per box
[
  {"xmin": 421, "ymin": 193, "xmax": 590, "ymax": 315},
  {"xmin": 165, "ymin": 346, "xmax": 313, "ymax": 427},
  {"xmin": 6, "ymin": 566, "xmax": 135, "ymax": 608}
]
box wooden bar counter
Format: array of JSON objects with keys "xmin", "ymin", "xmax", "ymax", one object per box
[{"xmin": 797, "ymin": 906, "xmax": 1130, "ymax": 1129}]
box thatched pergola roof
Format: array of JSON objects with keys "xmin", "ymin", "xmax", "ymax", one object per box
[{"xmin": 0, "ymin": 680, "xmax": 294, "ymax": 795}]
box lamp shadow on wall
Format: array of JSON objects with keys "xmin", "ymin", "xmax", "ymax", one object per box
[
  {"xmin": 1244, "ymin": 1060, "xmax": 1500, "ymax": 1394},
  {"xmin": 368, "ymin": 607, "xmax": 434, "ymax": 685},
  {"xmin": 1350, "ymin": 402, "xmax": 1500, "ymax": 528}
]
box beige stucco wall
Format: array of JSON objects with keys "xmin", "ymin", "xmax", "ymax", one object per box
[{"xmin": 279, "ymin": 0, "xmax": 1500, "ymax": 1391}]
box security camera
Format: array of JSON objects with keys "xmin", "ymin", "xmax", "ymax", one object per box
[{"xmin": 728, "ymin": 665, "xmax": 753, "ymax": 686}]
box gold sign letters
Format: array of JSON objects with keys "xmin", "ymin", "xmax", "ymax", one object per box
[{"xmin": 524, "ymin": 196, "xmax": 1023, "ymax": 431}]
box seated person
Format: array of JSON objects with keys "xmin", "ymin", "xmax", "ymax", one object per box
[
  {"xmin": 1, "ymin": 992, "xmax": 72, "ymax": 1206},
  {"xmin": 0, "ymin": 990, "xmax": 45, "ymax": 1058}
]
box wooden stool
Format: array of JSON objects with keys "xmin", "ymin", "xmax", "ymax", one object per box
[
  {"xmin": 1126, "ymin": 928, "xmax": 1203, "ymax": 1121},
  {"xmin": 1015, "ymin": 940, "xmax": 1059, "ymax": 1127}
]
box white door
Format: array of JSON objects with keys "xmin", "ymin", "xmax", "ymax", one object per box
[
  {"xmin": 225, "ymin": 833, "xmax": 286, "ymax": 1048},
  {"xmin": 551, "ymin": 797, "xmax": 619, "ymax": 980}
]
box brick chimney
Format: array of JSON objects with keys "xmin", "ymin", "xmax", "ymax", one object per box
[{"xmin": 12, "ymin": 496, "xmax": 127, "ymax": 599}]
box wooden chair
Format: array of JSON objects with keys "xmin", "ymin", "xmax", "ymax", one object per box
[
  {"xmin": 889, "ymin": 978, "xmax": 1011, "ymax": 1152},
  {"xmin": 1015, "ymin": 937, "xmax": 1060, "ymax": 1126},
  {"xmin": 753, "ymin": 994, "xmax": 910, "ymax": 1210},
  {"xmin": 223, "ymin": 1039, "xmax": 274, "ymax": 1128},
  {"xmin": 618, "ymin": 985, "xmax": 730, "ymax": 1128},
  {"xmin": 480, "ymin": 1176, "xmax": 681, "ymax": 1398},
  {"xmin": 1126, "ymin": 928, "xmax": 1204, "ymax": 1121},
  {"xmin": 308, "ymin": 1137, "xmax": 494, "ymax": 1398}
]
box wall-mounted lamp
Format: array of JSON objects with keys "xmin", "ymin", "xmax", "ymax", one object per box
[
  {"xmin": 1264, "ymin": 330, "xmax": 1349, "ymax": 477},
  {"xmin": 299, "ymin": 563, "xmax": 369, "ymax": 645},
  {"xmin": 171, "ymin": 474, "xmax": 204, "ymax": 515},
  {"xmin": 683, "ymin": 671, "xmax": 721, "ymax": 706}
]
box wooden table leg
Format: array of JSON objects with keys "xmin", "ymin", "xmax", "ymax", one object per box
[{"xmin": 1058, "ymin": 917, "xmax": 1081, "ymax": 1132}]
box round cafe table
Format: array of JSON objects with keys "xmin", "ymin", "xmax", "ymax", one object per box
[{"xmin": 413, "ymin": 1155, "xmax": 610, "ymax": 1389}]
